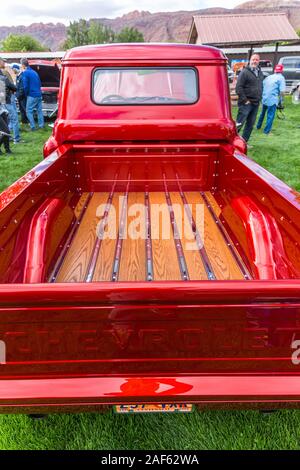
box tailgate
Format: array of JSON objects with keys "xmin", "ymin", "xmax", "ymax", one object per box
[{"xmin": 0, "ymin": 281, "xmax": 300, "ymax": 409}]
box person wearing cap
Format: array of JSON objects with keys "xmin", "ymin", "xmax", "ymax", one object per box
[
  {"xmin": 256, "ymin": 64, "xmax": 286, "ymax": 135},
  {"xmin": 11, "ymin": 64, "xmax": 28, "ymax": 125}
]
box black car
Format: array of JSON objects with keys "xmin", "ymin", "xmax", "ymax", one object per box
[{"xmin": 29, "ymin": 60, "xmax": 61, "ymax": 118}]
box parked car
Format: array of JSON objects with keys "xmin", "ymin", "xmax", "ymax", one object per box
[
  {"xmin": 291, "ymin": 80, "xmax": 300, "ymax": 104},
  {"xmin": 278, "ymin": 56, "xmax": 300, "ymax": 91},
  {"xmin": 259, "ymin": 60, "xmax": 273, "ymax": 78},
  {"xmin": 29, "ymin": 60, "xmax": 60, "ymax": 118},
  {"xmin": 227, "ymin": 65, "xmax": 234, "ymax": 84}
]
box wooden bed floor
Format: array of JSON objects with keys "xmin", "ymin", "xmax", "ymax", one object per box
[{"xmin": 53, "ymin": 191, "xmax": 249, "ymax": 282}]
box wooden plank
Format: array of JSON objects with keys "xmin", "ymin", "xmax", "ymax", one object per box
[
  {"xmin": 74, "ymin": 192, "xmax": 90, "ymax": 218},
  {"xmin": 149, "ymin": 192, "xmax": 181, "ymax": 281},
  {"xmin": 169, "ymin": 192, "xmax": 207, "ymax": 280},
  {"xmin": 56, "ymin": 193, "xmax": 108, "ymax": 282},
  {"xmin": 185, "ymin": 192, "xmax": 244, "ymax": 280},
  {"xmin": 92, "ymin": 192, "xmax": 122, "ymax": 281},
  {"xmin": 204, "ymin": 191, "xmax": 222, "ymax": 217},
  {"xmin": 118, "ymin": 192, "xmax": 146, "ymax": 282}
]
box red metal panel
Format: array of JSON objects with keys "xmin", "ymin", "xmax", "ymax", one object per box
[
  {"xmin": 0, "ymin": 302, "xmax": 300, "ymax": 376},
  {"xmin": 2, "ymin": 375, "xmax": 300, "ymax": 409},
  {"xmin": 78, "ymin": 153, "xmax": 216, "ymax": 192},
  {"xmin": 232, "ymin": 196, "xmax": 294, "ymax": 279},
  {"xmin": 1, "ymin": 281, "xmax": 300, "ymax": 306},
  {"xmin": 23, "ymin": 198, "xmax": 73, "ymax": 283},
  {"xmin": 63, "ymin": 44, "xmax": 227, "ymax": 63},
  {"xmin": 216, "ymin": 149, "xmax": 300, "ymax": 278}
]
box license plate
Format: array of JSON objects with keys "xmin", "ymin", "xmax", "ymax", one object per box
[{"xmin": 114, "ymin": 404, "xmax": 193, "ymax": 414}]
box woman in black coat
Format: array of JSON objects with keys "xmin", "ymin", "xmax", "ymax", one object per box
[{"xmin": 0, "ymin": 105, "xmax": 11, "ymax": 154}]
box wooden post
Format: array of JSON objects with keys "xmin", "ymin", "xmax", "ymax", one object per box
[
  {"xmin": 273, "ymin": 42, "xmax": 279, "ymax": 70},
  {"xmin": 248, "ymin": 45, "xmax": 253, "ymax": 61}
]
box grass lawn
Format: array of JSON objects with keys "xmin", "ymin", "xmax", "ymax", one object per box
[
  {"xmin": 0, "ymin": 99, "xmax": 299, "ymax": 450},
  {"xmin": 233, "ymin": 97, "xmax": 300, "ymax": 192}
]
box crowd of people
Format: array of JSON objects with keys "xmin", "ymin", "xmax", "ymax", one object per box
[
  {"xmin": 235, "ymin": 53, "xmax": 286, "ymax": 146},
  {"xmin": 0, "ymin": 57, "xmax": 44, "ymax": 155}
]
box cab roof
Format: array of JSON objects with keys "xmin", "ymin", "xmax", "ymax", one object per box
[{"xmin": 63, "ymin": 43, "xmax": 226, "ymax": 63}]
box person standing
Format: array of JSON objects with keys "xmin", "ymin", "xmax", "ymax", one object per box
[
  {"xmin": 0, "ymin": 58, "xmax": 16, "ymax": 153},
  {"xmin": 235, "ymin": 54, "xmax": 264, "ymax": 142},
  {"xmin": 2, "ymin": 65, "xmax": 22, "ymax": 144},
  {"xmin": 12, "ymin": 64, "xmax": 28, "ymax": 125},
  {"xmin": 0, "ymin": 59, "xmax": 21, "ymax": 143},
  {"xmin": 20, "ymin": 58, "xmax": 44, "ymax": 131},
  {"xmin": 256, "ymin": 64, "xmax": 286, "ymax": 135},
  {"xmin": 0, "ymin": 105, "xmax": 11, "ymax": 155}
]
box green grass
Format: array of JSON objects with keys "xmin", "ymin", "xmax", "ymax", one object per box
[
  {"xmin": 0, "ymin": 100, "xmax": 299, "ymax": 450},
  {"xmin": 0, "ymin": 125, "xmax": 52, "ymax": 193},
  {"xmin": 232, "ymin": 96, "xmax": 300, "ymax": 192},
  {"xmin": 1, "ymin": 409, "xmax": 300, "ymax": 450}
]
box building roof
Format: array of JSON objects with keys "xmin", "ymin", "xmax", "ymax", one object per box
[
  {"xmin": 0, "ymin": 51, "xmax": 65, "ymax": 60},
  {"xmin": 188, "ymin": 13, "xmax": 299, "ymax": 46},
  {"xmin": 63, "ymin": 43, "xmax": 226, "ymax": 63},
  {"xmin": 222, "ymin": 44, "xmax": 300, "ymax": 55}
]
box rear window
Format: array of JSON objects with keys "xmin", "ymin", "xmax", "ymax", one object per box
[
  {"xmin": 281, "ymin": 58, "xmax": 300, "ymax": 68},
  {"xmin": 92, "ymin": 67, "xmax": 198, "ymax": 105}
]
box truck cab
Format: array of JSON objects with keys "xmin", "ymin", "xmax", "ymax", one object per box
[{"xmin": 0, "ymin": 44, "xmax": 299, "ymax": 413}]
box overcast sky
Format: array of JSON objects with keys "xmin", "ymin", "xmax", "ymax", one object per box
[{"xmin": 1, "ymin": 0, "xmax": 243, "ymax": 26}]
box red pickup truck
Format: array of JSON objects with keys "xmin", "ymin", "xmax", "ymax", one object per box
[{"xmin": 0, "ymin": 44, "xmax": 300, "ymax": 414}]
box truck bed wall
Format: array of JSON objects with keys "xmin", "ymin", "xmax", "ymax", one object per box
[
  {"xmin": 0, "ymin": 282, "xmax": 300, "ymax": 385},
  {"xmin": 214, "ymin": 146, "xmax": 300, "ymax": 278},
  {"xmin": 0, "ymin": 144, "xmax": 300, "ymax": 283}
]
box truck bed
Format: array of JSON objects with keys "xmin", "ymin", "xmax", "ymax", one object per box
[
  {"xmin": 1, "ymin": 143, "xmax": 300, "ymax": 285},
  {"xmin": 52, "ymin": 191, "xmax": 247, "ymax": 283}
]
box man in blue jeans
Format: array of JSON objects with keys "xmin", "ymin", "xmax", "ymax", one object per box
[
  {"xmin": 256, "ymin": 64, "xmax": 286, "ymax": 135},
  {"xmin": 20, "ymin": 58, "xmax": 44, "ymax": 131},
  {"xmin": 235, "ymin": 54, "xmax": 264, "ymax": 143}
]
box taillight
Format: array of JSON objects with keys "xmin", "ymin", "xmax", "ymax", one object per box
[
  {"xmin": 233, "ymin": 135, "xmax": 247, "ymax": 154},
  {"xmin": 43, "ymin": 135, "xmax": 58, "ymax": 158}
]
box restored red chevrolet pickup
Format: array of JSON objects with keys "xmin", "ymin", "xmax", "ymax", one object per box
[{"xmin": 0, "ymin": 44, "xmax": 300, "ymax": 414}]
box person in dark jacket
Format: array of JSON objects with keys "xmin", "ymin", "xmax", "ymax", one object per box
[
  {"xmin": 235, "ymin": 54, "xmax": 264, "ymax": 142},
  {"xmin": 0, "ymin": 58, "xmax": 17, "ymax": 106},
  {"xmin": 0, "ymin": 105, "xmax": 11, "ymax": 155},
  {"xmin": 20, "ymin": 58, "xmax": 44, "ymax": 130},
  {"xmin": 12, "ymin": 64, "xmax": 28, "ymax": 124},
  {"xmin": 0, "ymin": 58, "xmax": 16, "ymax": 154}
]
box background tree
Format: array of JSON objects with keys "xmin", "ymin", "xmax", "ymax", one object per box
[
  {"xmin": 63, "ymin": 19, "xmax": 89, "ymax": 48},
  {"xmin": 116, "ymin": 27, "xmax": 144, "ymax": 43},
  {"xmin": 88, "ymin": 21, "xmax": 115, "ymax": 44},
  {"xmin": 63, "ymin": 20, "xmax": 145, "ymax": 49},
  {"xmin": 0, "ymin": 34, "xmax": 47, "ymax": 52}
]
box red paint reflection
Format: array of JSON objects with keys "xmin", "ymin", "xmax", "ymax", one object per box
[{"xmin": 105, "ymin": 377, "xmax": 193, "ymax": 396}]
